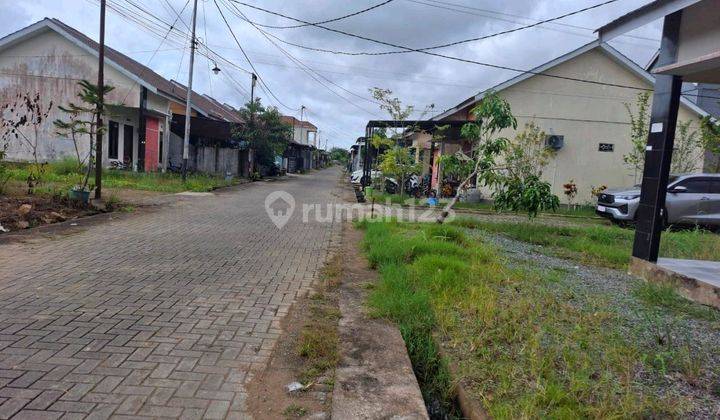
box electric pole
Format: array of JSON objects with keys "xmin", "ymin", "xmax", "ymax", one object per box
[
  {"xmin": 94, "ymin": 0, "xmax": 106, "ymax": 199},
  {"xmin": 299, "ymin": 105, "xmax": 306, "ymax": 144},
  {"xmin": 250, "ymin": 73, "xmax": 257, "ymax": 104},
  {"xmin": 181, "ymin": 0, "xmax": 199, "ymax": 182}
]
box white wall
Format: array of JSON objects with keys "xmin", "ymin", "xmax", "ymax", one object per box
[
  {"xmin": 0, "ymin": 26, "xmax": 169, "ymax": 166},
  {"xmin": 447, "ymin": 48, "xmax": 705, "ymax": 204}
]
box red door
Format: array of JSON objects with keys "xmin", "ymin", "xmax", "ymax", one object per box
[{"xmin": 144, "ymin": 117, "xmax": 160, "ymax": 172}]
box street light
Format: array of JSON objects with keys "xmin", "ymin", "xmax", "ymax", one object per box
[{"xmin": 211, "ymin": 62, "xmax": 221, "ymax": 75}]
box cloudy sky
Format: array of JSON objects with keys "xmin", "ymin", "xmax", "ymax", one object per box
[{"xmin": 0, "ymin": 0, "xmax": 662, "ymax": 149}]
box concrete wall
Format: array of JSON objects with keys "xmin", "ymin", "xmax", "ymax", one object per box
[
  {"xmin": 290, "ymin": 124, "xmax": 317, "ymax": 147},
  {"xmin": 0, "ymin": 27, "xmax": 170, "ymax": 166},
  {"xmin": 443, "ymin": 47, "xmax": 705, "ymax": 204},
  {"xmin": 167, "ymin": 132, "xmax": 242, "ymax": 176}
]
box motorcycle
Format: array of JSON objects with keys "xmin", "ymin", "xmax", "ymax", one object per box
[{"xmin": 384, "ymin": 174, "xmax": 420, "ymax": 196}]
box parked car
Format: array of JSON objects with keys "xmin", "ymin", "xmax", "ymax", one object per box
[{"xmin": 596, "ymin": 174, "xmax": 720, "ymax": 227}]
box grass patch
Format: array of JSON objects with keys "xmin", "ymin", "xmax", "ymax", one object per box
[
  {"xmin": 360, "ymin": 220, "xmax": 698, "ymax": 418},
  {"xmin": 453, "ymin": 218, "xmax": 720, "ymax": 269},
  {"xmin": 633, "ymin": 281, "xmax": 719, "ymax": 322},
  {"xmin": 296, "ymin": 255, "xmax": 341, "ymax": 385},
  {"xmin": 282, "ymin": 403, "xmax": 307, "ymax": 418},
  {"xmin": 5, "ymin": 159, "xmax": 238, "ymax": 193}
]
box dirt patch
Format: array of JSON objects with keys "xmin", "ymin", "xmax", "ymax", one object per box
[
  {"xmin": 0, "ymin": 194, "xmax": 97, "ymax": 232},
  {"xmin": 246, "ymin": 250, "xmax": 342, "ymax": 419}
]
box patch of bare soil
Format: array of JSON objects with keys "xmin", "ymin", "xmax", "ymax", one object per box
[
  {"xmin": 246, "ymin": 251, "xmax": 342, "ymax": 420},
  {"xmin": 104, "ymin": 187, "xmax": 167, "ymax": 205},
  {"xmin": 0, "ymin": 194, "xmax": 97, "ymax": 233}
]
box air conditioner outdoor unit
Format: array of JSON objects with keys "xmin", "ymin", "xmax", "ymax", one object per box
[{"xmin": 545, "ymin": 135, "xmax": 564, "ymax": 150}]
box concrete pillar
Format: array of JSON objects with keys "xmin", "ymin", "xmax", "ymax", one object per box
[{"xmin": 632, "ymin": 11, "xmax": 683, "ymax": 262}]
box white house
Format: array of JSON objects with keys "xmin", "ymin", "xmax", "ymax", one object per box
[
  {"xmin": 425, "ymin": 40, "xmax": 710, "ymax": 201},
  {"xmin": 0, "ymin": 18, "xmax": 242, "ymax": 172}
]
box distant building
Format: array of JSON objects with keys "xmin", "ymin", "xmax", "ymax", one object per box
[{"xmin": 281, "ymin": 115, "xmax": 317, "ymax": 172}]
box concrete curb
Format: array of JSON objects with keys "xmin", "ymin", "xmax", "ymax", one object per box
[
  {"xmin": 331, "ymin": 224, "xmax": 428, "ymax": 419},
  {"xmin": 436, "ymin": 344, "xmax": 491, "ymax": 420},
  {"xmin": 629, "ymin": 256, "xmax": 720, "ymax": 309}
]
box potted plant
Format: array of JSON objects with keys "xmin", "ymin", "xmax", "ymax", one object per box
[{"xmin": 54, "ymin": 80, "xmax": 114, "ymax": 205}]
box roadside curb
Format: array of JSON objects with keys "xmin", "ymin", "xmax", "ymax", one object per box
[
  {"xmin": 331, "ymin": 209, "xmax": 428, "ymax": 418},
  {"xmin": 435, "ymin": 343, "xmax": 491, "ymax": 420}
]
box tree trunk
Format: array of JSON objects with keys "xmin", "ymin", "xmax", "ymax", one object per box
[{"xmin": 436, "ymin": 169, "xmax": 477, "ymax": 224}]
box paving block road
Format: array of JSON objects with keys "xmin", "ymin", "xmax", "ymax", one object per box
[{"xmin": 0, "ymin": 168, "xmax": 342, "ymax": 419}]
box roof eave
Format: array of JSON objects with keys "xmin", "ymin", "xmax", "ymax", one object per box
[
  {"xmin": 433, "ymin": 40, "xmax": 708, "ymax": 122},
  {"xmin": 595, "ymin": 0, "xmax": 702, "ymax": 42}
]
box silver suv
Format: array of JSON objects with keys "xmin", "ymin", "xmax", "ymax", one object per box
[{"xmin": 596, "ymin": 174, "xmax": 720, "ymax": 226}]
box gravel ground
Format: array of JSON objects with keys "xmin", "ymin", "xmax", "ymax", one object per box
[{"xmin": 471, "ymin": 230, "xmax": 720, "ymax": 419}]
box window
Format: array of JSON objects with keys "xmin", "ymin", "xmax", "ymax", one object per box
[
  {"xmin": 675, "ymin": 177, "xmax": 711, "ymax": 193},
  {"xmin": 598, "ymin": 143, "xmax": 614, "ymax": 152},
  {"xmin": 108, "ymin": 121, "xmax": 119, "ymax": 159},
  {"xmin": 709, "ymin": 179, "xmax": 720, "ymax": 194}
]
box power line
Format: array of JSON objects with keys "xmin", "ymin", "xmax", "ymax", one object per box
[
  {"xmin": 229, "ymin": 0, "xmax": 658, "ymax": 92},
  {"xmin": 212, "ymin": 0, "xmax": 298, "ymax": 111},
  {"xmin": 221, "ymin": 0, "xmax": 383, "ymax": 117},
  {"xmin": 406, "ymin": 0, "xmax": 660, "ymax": 44},
  {"xmin": 103, "ymin": 0, "xmax": 252, "ymax": 74},
  {"xmin": 121, "ymin": 0, "xmax": 191, "ymax": 104},
  {"xmin": 237, "ymin": 0, "xmax": 620, "ymax": 56},
  {"xmin": 201, "ymin": 0, "xmax": 214, "ymax": 97},
  {"xmin": 250, "ymin": 0, "xmax": 395, "ymax": 29}
]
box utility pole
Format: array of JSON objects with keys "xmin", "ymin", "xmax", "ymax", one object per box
[
  {"xmin": 299, "ymin": 105, "xmax": 306, "ymax": 144},
  {"xmin": 94, "ymin": 0, "xmax": 106, "ymax": 199},
  {"xmin": 181, "ymin": 0, "xmax": 199, "ymax": 182},
  {"xmin": 250, "ymin": 73, "xmax": 257, "ymax": 104},
  {"xmin": 249, "ymin": 73, "xmax": 257, "ymax": 174}
]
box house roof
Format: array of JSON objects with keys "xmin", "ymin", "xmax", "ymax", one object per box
[
  {"xmin": 0, "ymin": 18, "xmax": 242, "ymax": 123},
  {"xmin": 595, "ymin": 0, "xmax": 703, "ymax": 42},
  {"xmin": 281, "ymin": 115, "xmax": 317, "ymax": 130},
  {"xmin": 432, "ymin": 40, "xmax": 709, "ymax": 121}
]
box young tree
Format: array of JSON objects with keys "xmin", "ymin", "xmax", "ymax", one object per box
[
  {"xmin": 503, "ymin": 121, "xmax": 556, "ymax": 180},
  {"xmin": 437, "ymin": 152, "xmax": 473, "ymax": 182},
  {"xmin": 0, "ymin": 142, "xmax": 9, "ymax": 195},
  {"xmin": 378, "ymin": 145, "xmax": 420, "ymax": 198},
  {"xmin": 53, "ymin": 80, "xmax": 115, "ymax": 191},
  {"xmin": 437, "ymin": 91, "xmax": 558, "ymax": 223},
  {"xmin": 370, "ymin": 87, "xmax": 414, "ymax": 139},
  {"xmin": 233, "ymin": 99, "xmax": 292, "ymax": 172},
  {"xmin": 671, "ymin": 120, "xmax": 701, "ymax": 174},
  {"xmin": 700, "ymin": 116, "xmax": 720, "ymax": 173},
  {"xmin": 0, "ymin": 92, "xmax": 54, "ymax": 194},
  {"xmin": 623, "ymin": 92, "xmax": 650, "ymax": 183}
]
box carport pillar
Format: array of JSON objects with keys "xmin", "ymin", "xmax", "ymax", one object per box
[
  {"xmin": 362, "ymin": 126, "xmax": 372, "ymax": 188},
  {"xmin": 632, "ymin": 11, "xmax": 683, "ymax": 262}
]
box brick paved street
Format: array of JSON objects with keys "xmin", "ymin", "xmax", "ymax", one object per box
[{"xmin": 0, "ymin": 168, "xmax": 342, "ymax": 419}]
